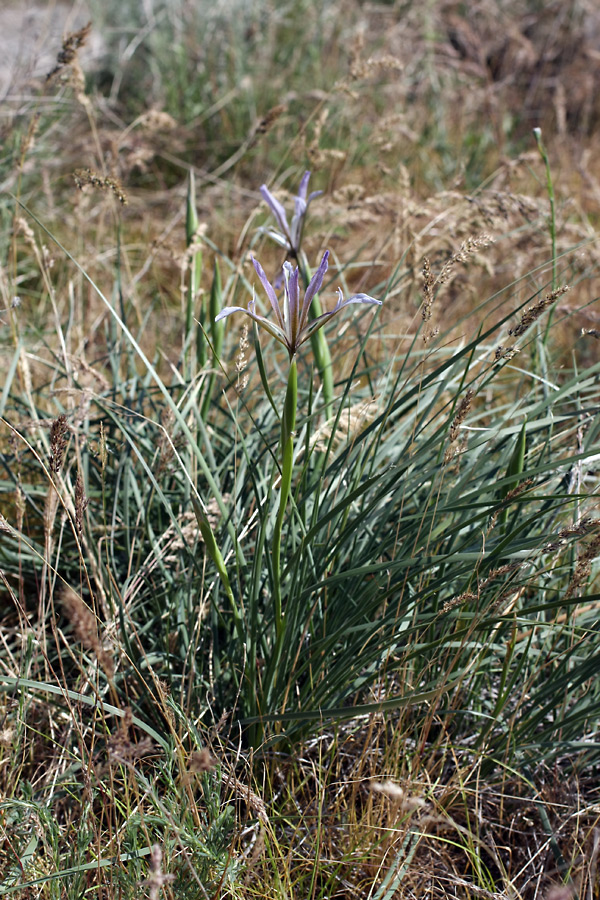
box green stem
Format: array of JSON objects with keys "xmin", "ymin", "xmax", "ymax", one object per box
[
  {"xmin": 192, "ymin": 499, "xmax": 244, "ymax": 647},
  {"xmin": 308, "ymin": 297, "xmax": 334, "ymax": 409},
  {"xmin": 272, "ymin": 357, "xmax": 297, "ymax": 639},
  {"xmin": 185, "ymin": 171, "xmax": 204, "ymax": 378},
  {"xmin": 533, "ymin": 128, "xmax": 558, "ymax": 341},
  {"xmin": 200, "ymin": 259, "xmax": 225, "ymax": 421},
  {"xmin": 533, "ymin": 128, "xmax": 556, "ymax": 290}
]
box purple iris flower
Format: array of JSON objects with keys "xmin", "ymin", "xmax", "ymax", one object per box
[
  {"xmin": 216, "ymin": 251, "xmax": 381, "ymax": 359},
  {"xmin": 260, "ymin": 171, "xmax": 322, "ymax": 255}
]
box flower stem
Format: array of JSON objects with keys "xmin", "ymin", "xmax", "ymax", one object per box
[
  {"xmin": 307, "ymin": 296, "xmax": 334, "ymax": 409},
  {"xmin": 185, "ymin": 171, "xmax": 203, "ymax": 378},
  {"xmin": 272, "ymin": 357, "xmax": 297, "ymax": 638}
]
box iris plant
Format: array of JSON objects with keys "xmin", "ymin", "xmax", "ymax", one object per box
[
  {"xmin": 212, "ymin": 183, "xmax": 381, "ymax": 700},
  {"xmin": 215, "ymin": 249, "xmax": 380, "ymax": 651},
  {"xmin": 201, "ymin": 176, "xmax": 381, "ymax": 734}
]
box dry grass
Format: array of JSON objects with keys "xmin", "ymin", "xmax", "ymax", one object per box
[
  {"xmin": 215, "ymin": 714, "xmax": 600, "ymax": 900},
  {"xmin": 5, "ymin": 0, "xmax": 600, "ymax": 361}
]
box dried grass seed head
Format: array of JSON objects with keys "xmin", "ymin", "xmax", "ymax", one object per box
[
  {"xmin": 509, "ymin": 286, "xmax": 569, "ymax": 337},
  {"xmin": 73, "ymin": 168, "xmax": 127, "ymax": 205},
  {"xmin": 564, "ymin": 530, "xmax": 600, "ymax": 600},
  {"xmin": 49, "ymin": 414, "xmax": 69, "ymax": 474},
  {"xmin": 448, "ymin": 387, "xmax": 475, "ymax": 444},
  {"xmin": 311, "ymin": 396, "xmax": 378, "ymax": 453},
  {"xmin": 371, "ymin": 779, "xmax": 426, "ymax": 811},
  {"xmin": 74, "ymin": 470, "xmax": 88, "ymax": 535},
  {"xmin": 137, "ymin": 109, "xmax": 177, "ymax": 132},
  {"xmin": 495, "ymin": 344, "xmax": 519, "ymax": 362},
  {"xmin": 236, "ymin": 323, "xmax": 250, "ymax": 390},
  {"xmin": 46, "ymin": 22, "xmax": 92, "ymax": 82},
  {"xmin": 189, "ymin": 748, "xmax": 217, "ymax": 773},
  {"xmin": 61, "ymin": 587, "xmax": 114, "ymax": 677},
  {"xmin": 421, "ymin": 257, "xmax": 435, "ymax": 322},
  {"xmin": 254, "ymin": 103, "xmax": 286, "ymax": 137}
]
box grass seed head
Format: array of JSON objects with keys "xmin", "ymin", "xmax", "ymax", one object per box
[
  {"xmin": 61, "ymin": 587, "xmax": 114, "ymax": 678},
  {"xmin": 73, "ymin": 168, "xmax": 127, "ymax": 205},
  {"xmin": 254, "ymin": 103, "xmax": 287, "ymax": 138},
  {"xmin": 189, "ymin": 748, "xmax": 217, "ymax": 772},
  {"xmin": 564, "ymin": 531, "xmax": 600, "ymax": 601},
  {"xmin": 45, "ymin": 22, "xmax": 92, "ymax": 82},
  {"xmin": 143, "ymin": 844, "xmax": 175, "ymax": 900},
  {"xmin": 236, "ymin": 323, "xmax": 250, "ymax": 390},
  {"xmin": 509, "ymin": 286, "xmax": 569, "ymax": 337},
  {"xmin": 74, "ymin": 470, "xmax": 88, "ymax": 535},
  {"xmin": 447, "ymin": 387, "xmax": 475, "ymax": 445},
  {"xmin": 49, "ymin": 413, "xmax": 69, "ymax": 474}
]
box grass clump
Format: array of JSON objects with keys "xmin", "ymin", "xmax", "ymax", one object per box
[{"xmin": 1, "ymin": 3, "xmax": 600, "ymax": 899}]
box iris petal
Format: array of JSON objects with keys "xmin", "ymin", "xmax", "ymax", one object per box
[
  {"xmin": 215, "ymin": 305, "xmax": 251, "ymax": 322},
  {"xmin": 262, "ymin": 171, "xmax": 322, "ymax": 255},
  {"xmin": 252, "ymin": 257, "xmax": 286, "ymax": 331},
  {"xmin": 300, "ymin": 251, "xmax": 329, "ymax": 328},
  {"xmin": 297, "ymin": 171, "xmax": 311, "ymax": 201},
  {"xmin": 259, "ymin": 185, "xmax": 290, "ymax": 242}
]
